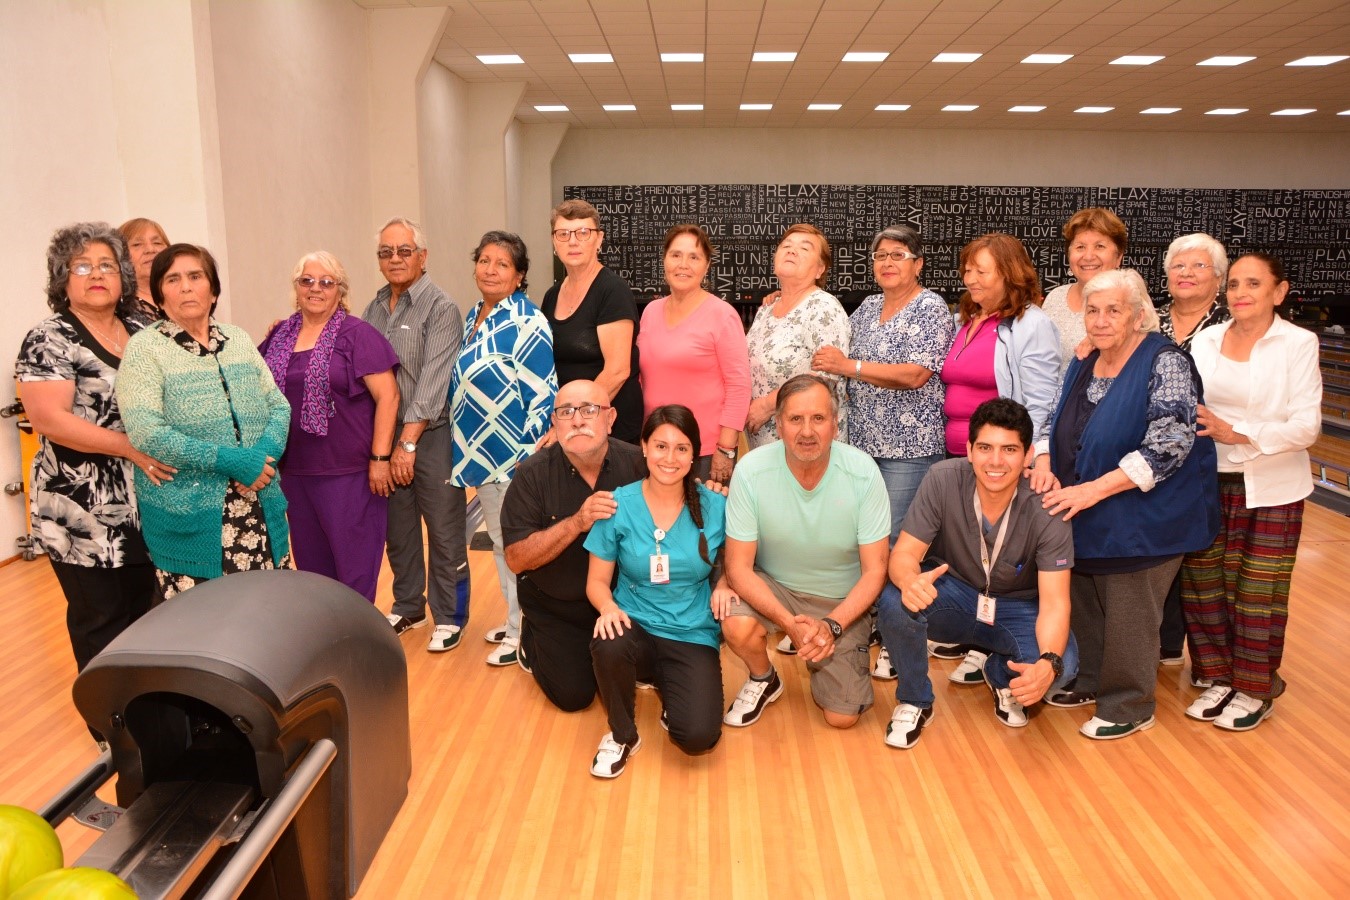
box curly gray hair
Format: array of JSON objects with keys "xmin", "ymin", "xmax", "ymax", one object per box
[{"xmin": 45, "ymin": 222, "xmax": 138, "ymax": 315}]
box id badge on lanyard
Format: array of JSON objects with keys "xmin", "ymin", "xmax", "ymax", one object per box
[
  {"xmin": 650, "ymin": 527, "xmax": 670, "ymax": 584},
  {"xmin": 973, "ymin": 493, "xmax": 1012, "ymax": 625}
]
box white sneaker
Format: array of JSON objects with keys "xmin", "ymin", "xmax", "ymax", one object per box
[
  {"xmin": 590, "ymin": 732, "xmax": 641, "ymax": 778},
  {"xmin": 486, "ymin": 638, "xmax": 519, "ymax": 667},
  {"xmin": 1213, "ymin": 691, "xmax": 1273, "ymax": 732},
  {"xmin": 949, "ymin": 649, "xmax": 989, "ymax": 685},
  {"xmin": 427, "ymin": 624, "xmax": 462, "ymax": 653},
  {"xmin": 484, "ymin": 623, "xmax": 508, "ymax": 643},
  {"xmin": 723, "ymin": 670, "xmax": 784, "ymax": 727},
  {"xmin": 775, "ymin": 634, "xmax": 796, "ymax": 655},
  {"xmin": 884, "ymin": 703, "xmax": 932, "ymax": 749},
  {"xmin": 1185, "ymin": 685, "xmax": 1235, "ymax": 721},
  {"xmin": 871, "ymin": 647, "xmax": 897, "ymax": 680},
  {"xmin": 991, "ymin": 686, "xmax": 1027, "ymax": 727}
]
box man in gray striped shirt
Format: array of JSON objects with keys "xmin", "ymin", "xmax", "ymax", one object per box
[{"xmin": 363, "ymin": 217, "xmax": 469, "ymax": 652}]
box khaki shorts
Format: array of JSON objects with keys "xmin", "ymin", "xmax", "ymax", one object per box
[{"xmin": 725, "ymin": 570, "xmax": 873, "ymax": 716}]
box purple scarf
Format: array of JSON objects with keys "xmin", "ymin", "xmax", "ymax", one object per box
[{"xmin": 263, "ymin": 309, "xmax": 347, "ymax": 436}]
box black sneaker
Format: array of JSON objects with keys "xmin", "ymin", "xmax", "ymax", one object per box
[
  {"xmin": 928, "ymin": 641, "xmax": 975, "ymax": 660},
  {"xmin": 385, "ymin": 612, "xmax": 428, "ymax": 635},
  {"xmin": 1045, "ymin": 689, "xmax": 1097, "ymax": 708},
  {"xmin": 724, "ymin": 669, "xmax": 784, "ymax": 727}
]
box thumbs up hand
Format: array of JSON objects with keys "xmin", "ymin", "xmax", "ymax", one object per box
[{"xmin": 901, "ymin": 563, "xmax": 949, "ymax": 613}]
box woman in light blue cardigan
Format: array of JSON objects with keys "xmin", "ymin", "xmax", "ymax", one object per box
[{"xmin": 118, "ymin": 244, "xmax": 291, "ymax": 599}]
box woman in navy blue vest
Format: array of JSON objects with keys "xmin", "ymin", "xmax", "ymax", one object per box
[{"xmin": 1034, "ymin": 268, "xmax": 1219, "ymax": 740}]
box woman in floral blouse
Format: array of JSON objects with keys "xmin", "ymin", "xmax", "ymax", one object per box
[
  {"xmin": 18, "ymin": 222, "xmax": 172, "ymax": 689},
  {"xmin": 744, "ymin": 223, "xmax": 850, "ymax": 449}
]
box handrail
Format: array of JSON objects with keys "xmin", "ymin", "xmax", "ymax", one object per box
[{"xmin": 197, "ymin": 738, "xmax": 337, "ymax": 900}]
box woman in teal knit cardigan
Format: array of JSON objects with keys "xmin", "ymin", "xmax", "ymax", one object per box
[{"xmin": 118, "ymin": 244, "xmax": 291, "ymax": 598}]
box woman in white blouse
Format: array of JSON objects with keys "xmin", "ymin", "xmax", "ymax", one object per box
[{"xmin": 1180, "ymin": 252, "xmax": 1322, "ymax": 732}]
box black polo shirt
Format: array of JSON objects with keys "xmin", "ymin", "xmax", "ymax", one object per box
[{"xmin": 501, "ymin": 439, "xmax": 646, "ymax": 614}]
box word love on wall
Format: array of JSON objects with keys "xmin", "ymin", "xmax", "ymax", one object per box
[{"xmin": 565, "ymin": 184, "xmax": 1350, "ymax": 307}]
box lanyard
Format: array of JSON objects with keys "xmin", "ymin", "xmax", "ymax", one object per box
[{"xmin": 972, "ymin": 492, "xmax": 1013, "ymax": 596}]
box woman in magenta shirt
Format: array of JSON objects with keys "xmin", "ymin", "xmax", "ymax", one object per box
[
  {"xmin": 637, "ymin": 224, "xmax": 751, "ymax": 482},
  {"xmin": 940, "ymin": 233, "xmax": 1061, "ymax": 457}
]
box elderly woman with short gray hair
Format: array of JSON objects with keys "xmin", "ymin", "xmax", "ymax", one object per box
[
  {"xmin": 17, "ymin": 222, "xmax": 173, "ymax": 699},
  {"xmin": 1157, "ymin": 232, "xmax": 1230, "ymax": 352},
  {"xmin": 1037, "ymin": 268, "xmax": 1218, "ymax": 740}
]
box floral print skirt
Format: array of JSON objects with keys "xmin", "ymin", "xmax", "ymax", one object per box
[{"xmin": 156, "ymin": 482, "xmax": 291, "ymax": 601}]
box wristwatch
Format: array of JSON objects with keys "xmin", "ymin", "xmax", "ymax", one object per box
[
  {"xmin": 821, "ymin": 617, "xmax": 843, "ymax": 640},
  {"xmin": 716, "ymin": 445, "xmax": 737, "ymax": 460},
  {"xmin": 369, "ymin": 453, "xmax": 392, "ymax": 462},
  {"xmin": 1038, "ymin": 651, "xmax": 1064, "ymax": 679},
  {"xmin": 399, "ymin": 440, "xmax": 418, "ymax": 454}
]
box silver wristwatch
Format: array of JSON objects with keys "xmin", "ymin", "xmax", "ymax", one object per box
[{"xmin": 399, "ymin": 440, "xmax": 418, "ymax": 453}]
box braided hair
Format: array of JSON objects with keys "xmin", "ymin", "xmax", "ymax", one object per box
[{"xmin": 641, "ymin": 404, "xmax": 711, "ymax": 567}]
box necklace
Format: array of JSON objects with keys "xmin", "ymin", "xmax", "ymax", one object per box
[{"xmin": 75, "ymin": 312, "xmax": 126, "ymax": 353}]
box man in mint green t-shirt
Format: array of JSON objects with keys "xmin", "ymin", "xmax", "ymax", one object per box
[{"xmin": 721, "ymin": 375, "xmax": 891, "ymax": 730}]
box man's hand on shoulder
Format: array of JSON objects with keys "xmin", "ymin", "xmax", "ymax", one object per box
[
  {"xmin": 573, "ymin": 490, "xmax": 618, "ymax": 532},
  {"xmin": 900, "ymin": 562, "xmax": 948, "ymax": 613},
  {"xmin": 697, "ymin": 477, "xmax": 729, "ymax": 497}
]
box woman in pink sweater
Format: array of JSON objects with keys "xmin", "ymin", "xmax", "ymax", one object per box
[{"xmin": 637, "ymin": 224, "xmax": 751, "ymax": 483}]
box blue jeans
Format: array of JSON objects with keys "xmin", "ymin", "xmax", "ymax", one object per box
[
  {"xmin": 876, "ymin": 572, "xmax": 1079, "ymax": 708},
  {"xmin": 874, "ymin": 454, "xmax": 943, "ymax": 544}
]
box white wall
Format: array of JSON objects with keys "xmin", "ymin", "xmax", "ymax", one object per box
[
  {"xmin": 417, "ymin": 60, "xmax": 471, "ymax": 306},
  {"xmin": 0, "ymin": 1, "xmax": 133, "ymax": 554},
  {"xmin": 552, "ymin": 127, "xmax": 1350, "ymax": 191},
  {"xmin": 208, "ymin": 0, "xmax": 374, "ymax": 335}
]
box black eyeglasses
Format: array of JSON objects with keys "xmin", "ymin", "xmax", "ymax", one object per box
[
  {"xmin": 552, "ymin": 227, "xmax": 597, "ymax": 242},
  {"xmin": 377, "ymin": 246, "xmax": 419, "ymax": 260},
  {"xmin": 295, "ymin": 276, "xmax": 339, "ymax": 290},
  {"xmin": 553, "ymin": 403, "xmax": 611, "ymax": 420}
]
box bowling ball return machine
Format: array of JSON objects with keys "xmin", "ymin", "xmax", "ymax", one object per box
[{"xmin": 37, "ymin": 570, "xmax": 411, "ymax": 899}]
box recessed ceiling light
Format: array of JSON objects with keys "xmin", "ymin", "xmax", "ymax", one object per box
[
  {"xmin": 1022, "ymin": 54, "xmax": 1072, "ymax": 64},
  {"xmin": 533, "ymin": 105, "xmax": 568, "ymax": 112},
  {"xmin": 603, "ymin": 104, "xmax": 636, "ymax": 111},
  {"xmin": 875, "ymin": 104, "xmax": 911, "ymax": 111},
  {"xmin": 808, "ymin": 103, "xmax": 842, "ymax": 111},
  {"xmin": 569, "ymin": 53, "xmax": 613, "ymax": 64},
  {"xmin": 1271, "ymin": 108, "xmax": 1316, "ymax": 116},
  {"xmin": 661, "ymin": 53, "xmax": 704, "ymax": 63},
  {"xmin": 478, "ymin": 54, "xmax": 523, "ymax": 65},
  {"xmin": 1287, "ymin": 55, "xmax": 1348, "ymax": 66},
  {"xmin": 843, "ymin": 52, "xmax": 889, "ymax": 62},
  {"xmin": 753, "ymin": 51, "xmax": 797, "ymax": 62},
  {"xmin": 1009, "ymin": 105, "xmax": 1046, "ymax": 112},
  {"xmin": 739, "ymin": 103, "xmax": 772, "ymax": 111},
  {"xmin": 671, "ymin": 104, "xmax": 703, "ymax": 111},
  {"xmin": 1076, "ymin": 106, "xmax": 1114, "ymax": 113},
  {"xmin": 1111, "ymin": 55, "xmax": 1164, "ymax": 65},
  {"xmin": 1141, "ymin": 107, "xmax": 1181, "ymax": 114},
  {"xmin": 933, "ymin": 52, "xmax": 982, "ymax": 63},
  {"xmin": 942, "ymin": 104, "xmax": 978, "ymax": 111},
  {"xmin": 1198, "ymin": 56, "xmax": 1254, "ymax": 66},
  {"xmin": 1206, "ymin": 108, "xmax": 1248, "ymax": 115}
]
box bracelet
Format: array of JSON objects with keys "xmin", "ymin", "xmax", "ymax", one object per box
[
  {"xmin": 854, "ymin": 359, "xmax": 863, "ymax": 378},
  {"xmin": 369, "ymin": 454, "xmax": 392, "ymax": 462}
]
